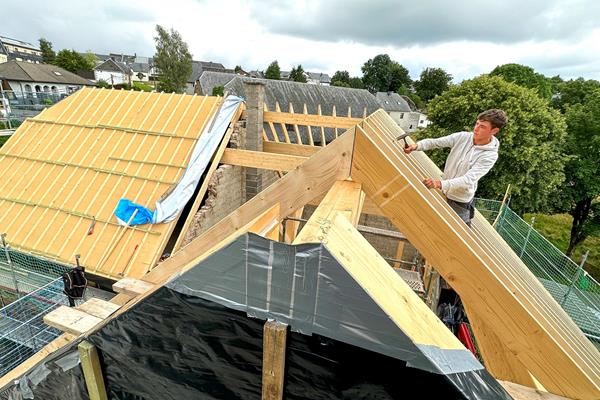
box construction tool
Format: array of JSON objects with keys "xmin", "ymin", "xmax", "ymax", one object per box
[
  {"xmin": 87, "ymin": 218, "xmax": 96, "ymax": 235},
  {"xmin": 396, "ymin": 132, "xmax": 413, "ymax": 149}
]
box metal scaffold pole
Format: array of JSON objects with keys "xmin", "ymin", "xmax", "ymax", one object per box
[{"xmin": 1, "ymin": 233, "xmax": 21, "ymax": 299}]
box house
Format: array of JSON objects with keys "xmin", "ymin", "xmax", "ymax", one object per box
[
  {"xmin": 375, "ymin": 91, "xmax": 423, "ymax": 133},
  {"xmin": 195, "ymin": 71, "xmax": 238, "ymax": 96},
  {"xmin": 186, "ymin": 61, "xmax": 232, "ymax": 94},
  {"xmin": 94, "ymin": 58, "xmax": 133, "ymax": 86},
  {"xmin": 306, "ymin": 71, "xmax": 331, "ymax": 85},
  {"xmin": 0, "ymin": 41, "xmax": 7, "ymax": 64},
  {"xmin": 0, "ymin": 36, "xmax": 43, "ymax": 64},
  {"xmin": 0, "ymin": 60, "xmax": 93, "ymax": 100}
]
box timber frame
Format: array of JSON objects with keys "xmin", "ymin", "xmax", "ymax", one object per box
[{"xmin": 2, "ymin": 101, "xmax": 599, "ymax": 400}]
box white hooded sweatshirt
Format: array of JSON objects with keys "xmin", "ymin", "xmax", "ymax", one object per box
[{"xmin": 416, "ymin": 131, "xmax": 499, "ymax": 203}]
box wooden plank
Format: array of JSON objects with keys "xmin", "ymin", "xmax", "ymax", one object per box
[
  {"xmin": 263, "ymin": 110, "xmax": 361, "ymax": 129},
  {"xmin": 283, "ymin": 207, "xmax": 304, "ymax": 243},
  {"xmin": 294, "ymin": 180, "xmax": 364, "ymax": 244},
  {"xmin": 261, "ymin": 320, "xmax": 288, "ymax": 400},
  {"xmin": 112, "ymin": 277, "xmax": 154, "ymax": 296},
  {"xmin": 464, "ymin": 303, "xmax": 540, "ymax": 389},
  {"xmin": 351, "ymin": 113, "xmax": 600, "ymax": 399},
  {"xmin": 263, "ymin": 141, "xmax": 320, "ymax": 157},
  {"xmin": 43, "ymin": 306, "xmax": 102, "ymax": 336},
  {"xmin": 78, "ymin": 340, "xmax": 108, "ymax": 400},
  {"xmin": 300, "ymin": 212, "xmax": 464, "ymax": 349},
  {"xmin": 500, "ymin": 381, "xmax": 571, "ymax": 400},
  {"xmin": 221, "ymin": 148, "xmax": 307, "ymax": 171},
  {"xmin": 172, "ymin": 103, "xmax": 242, "ymax": 253},
  {"xmin": 248, "ymin": 203, "xmax": 281, "ymax": 240},
  {"xmin": 143, "ymin": 130, "xmax": 355, "ymax": 286},
  {"xmin": 309, "ymin": 192, "xmax": 383, "ymax": 216},
  {"xmin": 77, "ymin": 298, "xmax": 120, "ymax": 319}
]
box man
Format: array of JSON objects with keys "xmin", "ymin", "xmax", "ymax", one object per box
[{"xmin": 404, "ymin": 109, "xmax": 507, "ymax": 226}]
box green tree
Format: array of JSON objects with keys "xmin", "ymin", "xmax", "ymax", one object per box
[
  {"xmin": 54, "ymin": 49, "xmax": 92, "ymax": 73},
  {"xmin": 39, "ymin": 38, "xmax": 55, "ymax": 64},
  {"xmin": 289, "ymin": 65, "xmax": 307, "ymax": 82},
  {"xmin": 331, "ymin": 70, "xmax": 351, "ymax": 86},
  {"xmin": 234, "ymin": 65, "xmax": 243, "ymax": 73},
  {"xmin": 82, "ymin": 51, "xmax": 97, "ymax": 70},
  {"xmin": 348, "ymin": 77, "xmax": 364, "ymax": 89},
  {"xmin": 413, "ymin": 67, "xmax": 452, "ymax": 102},
  {"xmin": 554, "ymin": 90, "xmax": 600, "ymax": 255},
  {"xmin": 490, "ymin": 63, "xmax": 553, "ymax": 99},
  {"xmin": 361, "ymin": 54, "xmax": 411, "ymax": 93},
  {"xmin": 552, "ymin": 78, "xmax": 600, "ymax": 112},
  {"xmin": 265, "ymin": 61, "xmax": 281, "ymax": 80},
  {"xmin": 397, "ymin": 86, "xmax": 425, "ymax": 110},
  {"xmin": 153, "ymin": 25, "xmax": 193, "ymax": 93},
  {"xmin": 212, "ymin": 85, "xmax": 224, "ymax": 96},
  {"xmin": 423, "ymin": 75, "xmax": 566, "ymax": 213}
]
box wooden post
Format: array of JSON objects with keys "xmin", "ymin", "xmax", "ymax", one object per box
[
  {"xmin": 78, "ymin": 340, "xmax": 108, "ymax": 400},
  {"xmin": 262, "ymin": 320, "xmax": 288, "ymax": 400}
]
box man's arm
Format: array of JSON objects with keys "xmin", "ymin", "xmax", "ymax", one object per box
[
  {"xmin": 404, "ymin": 131, "xmax": 462, "ymax": 154},
  {"xmin": 440, "ymin": 154, "xmax": 498, "ymax": 192}
]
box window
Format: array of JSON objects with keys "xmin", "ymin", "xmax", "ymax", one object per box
[
  {"xmin": 51, "ymin": 86, "xmax": 58, "ymax": 94},
  {"xmin": 400, "ymin": 113, "xmax": 404, "ymax": 119},
  {"xmin": 43, "ymin": 85, "xmax": 50, "ymax": 92},
  {"xmin": 35, "ymin": 85, "xmax": 41, "ymax": 92},
  {"xmin": 53, "ymin": 71, "xmax": 62, "ymax": 76},
  {"xmin": 24, "ymin": 84, "xmax": 32, "ymax": 92}
]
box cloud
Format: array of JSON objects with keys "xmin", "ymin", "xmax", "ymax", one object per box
[{"xmin": 249, "ymin": 0, "xmax": 600, "ymax": 46}]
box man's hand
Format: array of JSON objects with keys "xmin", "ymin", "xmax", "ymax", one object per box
[
  {"xmin": 403, "ymin": 144, "xmax": 418, "ymax": 154},
  {"xmin": 423, "ymin": 178, "xmax": 442, "ymax": 189}
]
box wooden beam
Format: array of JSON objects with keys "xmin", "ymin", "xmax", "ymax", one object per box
[
  {"xmin": 248, "ymin": 203, "xmax": 281, "ymax": 240},
  {"xmin": 263, "ymin": 111, "xmax": 361, "ymax": 129},
  {"xmin": 77, "ymin": 298, "xmax": 120, "ymax": 319},
  {"xmin": 112, "ymin": 277, "xmax": 154, "ymax": 297},
  {"xmin": 351, "ymin": 112, "xmax": 600, "ymax": 399},
  {"xmin": 144, "ymin": 130, "xmax": 355, "ymax": 286},
  {"xmin": 294, "ymin": 180, "xmax": 364, "ymax": 244},
  {"xmin": 261, "ymin": 320, "xmax": 288, "ymax": 400},
  {"xmin": 221, "ymin": 148, "xmax": 307, "ymax": 171},
  {"xmin": 500, "ymin": 381, "xmax": 571, "ymax": 400},
  {"xmin": 297, "ymin": 212, "xmax": 464, "ymax": 350},
  {"xmin": 78, "ymin": 340, "xmax": 108, "ymax": 400},
  {"xmin": 463, "ymin": 303, "xmax": 541, "ymax": 389},
  {"xmin": 43, "ymin": 306, "xmax": 102, "ymax": 336},
  {"xmin": 283, "ymin": 207, "xmax": 304, "ymax": 243},
  {"xmin": 262, "ymin": 141, "xmax": 320, "ymax": 157}
]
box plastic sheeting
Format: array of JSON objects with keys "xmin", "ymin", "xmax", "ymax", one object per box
[
  {"xmin": 114, "ymin": 95, "xmax": 243, "ymax": 225},
  {"xmin": 167, "ymin": 233, "xmax": 482, "ymax": 375}
]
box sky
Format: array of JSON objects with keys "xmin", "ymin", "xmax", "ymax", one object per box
[{"xmin": 2, "ymin": 0, "xmax": 600, "ymax": 82}]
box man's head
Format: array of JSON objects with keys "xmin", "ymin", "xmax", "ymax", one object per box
[{"xmin": 473, "ymin": 109, "xmax": 507, "ymax": 144}]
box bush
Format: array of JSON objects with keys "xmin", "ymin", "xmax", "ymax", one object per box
[
  {"xmin": 132, "ymin": 81, "xmax": 154, "ymax": 92},
  {"xmin": 212, "ymin": 85, "xmax": 224, "ymax": 96},
  {"xmin": 42, "ymin": 98, "xmax": 54, "ymax": 105},
  {"xmin": 97, "ymin": 80, "xmax": 110, "ymax": 89}
]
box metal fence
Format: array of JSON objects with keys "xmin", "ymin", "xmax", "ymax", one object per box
[
  {"xmin": 0, "ymin": 278, "xmax": 67, "ymax": 377},
  {"xmin": 474, "ymin": 198, "xmax": 600, "ymax": 346},
  {"xmin": 0, "ymin": 237, "xmax": 75, "ymax": 378}
]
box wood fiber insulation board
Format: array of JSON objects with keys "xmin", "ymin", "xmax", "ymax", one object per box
[
  {"xmin": 0, "ymin": 87, "xmax": 223, "ymax": 280},
  {"xmin": 351, "ymin": 110, "xmax": 600, "ymax": 399}
]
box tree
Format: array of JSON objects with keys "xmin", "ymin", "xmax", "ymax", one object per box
[
  {"xmin": 234, "ymin": 65, "xmax": 243, "ymax": 73},
  {"xmin": 552, "ymin": 78, "xmax": 600, "ymax": 112},
  {"xmin": 82, "ymin": 51, "xmax": 97, "ymax": 70},
  {"xmin": 153, "ymin": 25, "xmax": 193, "ymax": 93},
  {"xmin": 331, "ymin": 70, "xmax": 351, "ymax": 86},
  {"xmin": 54, "ymin": 49, "xmax": 93, "ymax": 73},
  {"xmin": 39, "ymin": 38, "xmax": 55, "ymax": 64},
  {"xmin": 289, "ymin": 65, "xmax": 307, "ymax": 82},
  {"xmin": 361, "ymin": 54, "xmax": 411, "ymax": 93},
  {"xmin": 348, "ymin": 77, "xmax": 364, "ymax": 89},
  {"xmin": 212, "ymin": 85, "xmax": 224, "ymax": 96},
  {"xmin": 423, "ymin": 75, "xmax": 566, "ymax": 213},
  {"xmin": 265, "ymin": 61, "xmax": 281, "ymax": 80},
  {"xmin": 554, "ymin": 89, "xmax": 600, "ymax": 255},
  {"xmin": 490, "ymin": 63, "xmax": 553, "ymax": 99},
  {"xmin": 413, "ymin": 67, "xmax": 452, "ymax": 102},
  {"xmin": 397, "ymin": 86, "xmax": 425, "ymax": 111}
]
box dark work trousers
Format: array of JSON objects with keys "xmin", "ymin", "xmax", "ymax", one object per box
[{"xmin": 446, "ymin": 198, "xmax": 475, "ymax": 227}]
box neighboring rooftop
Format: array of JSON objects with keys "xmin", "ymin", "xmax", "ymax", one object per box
[
  {"xmin": 197, "ymin": 71, "xmax": 238, "ymax": 95},
  {"xmin": 0, "ymin": 36, "xmax": 40, "ymax": 51},
  {"xmin": 0, "ymin": 61, "xmax": 93, "ymax": 86},
  {"xmin": 375, "ymin": 91, "xmax": 412, "ymax": 112}
]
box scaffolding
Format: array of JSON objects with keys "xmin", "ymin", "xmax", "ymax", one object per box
[{"xmin": 475, "ymin": 198, "xmax": 600, "ymax": 347}]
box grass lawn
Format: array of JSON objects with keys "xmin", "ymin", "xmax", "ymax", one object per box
[{"xmin": 524, "ymin": 213, "xmax": 600, "ymax": 282}]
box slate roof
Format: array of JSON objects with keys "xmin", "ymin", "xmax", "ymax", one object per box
[
  {"xmin": 306, "ymin": 71, "xmax": 331, "ymax": 84},
  {"xmin": 94, "ymin": 59, "xmax": 130, "ymax": 74},
  {"xmin": 375, "ymin": 92, "xmax": 412, "ymax": 112},
  {"xmin": 0, "ymin": 61, "xmax": 93, "ymax": 85},
  {"xmin": 197, "ymin": 71, "xmax": 238, "ymax": 95}
]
